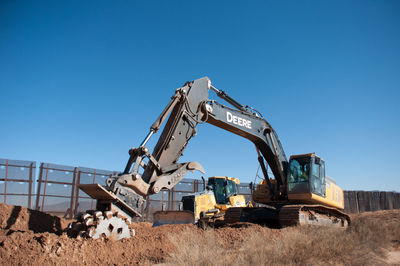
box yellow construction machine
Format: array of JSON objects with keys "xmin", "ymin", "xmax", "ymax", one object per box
[
  {"xmin": 153, "ymin": 176, "xmax": 248, "ymax": 228},
  {"xmin": 76, "ymin": 77, "xmax": 349, "ymax": 240}
]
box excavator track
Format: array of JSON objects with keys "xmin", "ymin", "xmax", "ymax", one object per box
[
  {"xmin": 68, "ymin": 210, "xmax": 135, "ymax": 240},
  {"xmin": 279, "ymin": 205, "xmax": 350, "ymax": 228}
]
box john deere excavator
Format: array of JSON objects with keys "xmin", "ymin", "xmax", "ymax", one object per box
[{"xmin": 73, "ymin": 77, "xmax": 349, "ymax": 240}]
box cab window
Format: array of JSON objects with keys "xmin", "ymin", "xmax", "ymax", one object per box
[
  {"xmin": 226, "ymin": 180, "xmax": 238, "ymax": 197},
  {"xmin": 310, "ymin": 159, "xmax": 326, "ymax": 197},
  {"xmin": 288, "ymin": 157, "xmax": 310, "ymax": 193},
  {"xmin": 208, "ymin": 178, "xmax": 227, "ymax": 204}
]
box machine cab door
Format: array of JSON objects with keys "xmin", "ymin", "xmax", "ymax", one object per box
[
  {"xmin": 310, "ymin": 157, "xmax": 326, "ymax": 197},
  {"xmin": 288, "ymin": 156, "xmax": 311, "ymax": 194},
  {"xmin": 208, "ymin": 177, "xmax": 238, "ymax": 205}
]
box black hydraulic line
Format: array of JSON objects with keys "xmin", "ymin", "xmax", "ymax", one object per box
[
  {"xmin": 257, "ymin": 156, "xmax": 274, "ymax": 198},
  {"xmin": 210, "ymin": 85, "xmax": 250, "ymax": 114},
  {"xmin": 150, "ymin": 94, "xmax": 180, "ymax": 132}
]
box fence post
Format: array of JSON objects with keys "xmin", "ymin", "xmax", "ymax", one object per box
[
  {"xmin": 91, "ymin": 169, "xmax": 97, "ymax": 210},
  {"xmin": 74, "ymin": 168, "xmax": 81, "ymax": 217},
  {"xmin": 35, "ymin": 163, "xmax": 44, "ymax": 210},
  {"xmin": 4, "ymin": 159, "xmax": 8, "ymax": 204},
  {"xmin": 28, "ymin": 162, "xmax": 34, "ymax": 209},
  {"xmin": 355, "ymin": 191, "xmax": 360, "ymax": 213},
  {"xmin": 66, "ymin": 167, "xmax": 78, "ymax": 219},
  {"xmin": 194, "ymin": 179, "xmax": 197, "ymax": 193},
  {"xmin": 40, "ymin": 164, "xmax": 50, "ymax": 212}
]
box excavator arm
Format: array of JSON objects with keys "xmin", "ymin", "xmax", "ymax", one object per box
[
  {"xmin": 107, "ymin": 77, "xmax": 289, "ymax": 210},
  {"xmin": 80, "ymin": 77, "xmax": 288, "ymax": 220}
]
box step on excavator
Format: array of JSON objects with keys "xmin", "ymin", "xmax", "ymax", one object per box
[{"xmin": 72, "ymin": 77, "xmax": 350, "ymax": 240}]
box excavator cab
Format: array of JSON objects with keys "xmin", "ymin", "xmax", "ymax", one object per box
[
  {"xmin": 208, "ymin": 177, "xmax": 238, "ymax": 204},
  {"xmin": 288, "ymin": 153, "xmax": 326, "ymax": 197},
  {"xmin": 207, "ymin": 177, "xmax": 246, "ymax": 211}
]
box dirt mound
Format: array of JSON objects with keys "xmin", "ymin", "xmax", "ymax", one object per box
[
  {"xmin": 0, "ymin": 203, "xmax": 399, "ymax": 265},
  {"xmin": 0, "ymin": 204, "xmax": 275, "ymax": 265},
  {"xmin": 0, "ymin": 203, "xmax": 69, "ymax": 234}
]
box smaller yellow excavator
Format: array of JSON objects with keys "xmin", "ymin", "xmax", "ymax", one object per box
[{"xmin": 153, "ymin": 176, "xmax": 248, "ymax": 227}]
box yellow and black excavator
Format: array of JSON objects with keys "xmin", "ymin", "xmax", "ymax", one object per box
[
  {"xmin": 75, "ymin": 77, "xmax": 350, "ymax": 239},
  {"xmin": 153, "ymin": 176, "xmax": 248, "ymax": 227}
]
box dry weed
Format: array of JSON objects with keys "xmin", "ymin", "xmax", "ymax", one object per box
[
  {"xmin": 166, "ymin": 214, "xmax": 400, "ymax": 266},
  {"xmin": 166, "ymin": 228, "xmax": 228, "ymax": 266}
]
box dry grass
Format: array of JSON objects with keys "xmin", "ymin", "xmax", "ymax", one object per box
[
  {"xmin": 166, "ymin": 229, "xmax": 227, "ymax": 266},
  {"xmin": 165, "ymin": 213, "xmax": 400, "ymax": 266}
]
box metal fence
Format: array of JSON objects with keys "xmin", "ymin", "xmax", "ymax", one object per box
[
  {"xmin": 1, "ymin": 157, "xmax": 400, "ymax": 219},
  {"xmin": 73, "ymin": 167, "xmax": 118, "ymax": 214},
  {"xmin": 0, "ymin": 159, "xmax": 36, "ymax": 209},
  {"xmin": 35, "ymin": 163, "xmax": 117, "ymax": 218},
  {"xmin": 344, "ymin": 190, "xmax": 400, "ymax": 213},
  {"xmin": 35, "ymin": 163, "xmax": 77, "ymax": 218}
]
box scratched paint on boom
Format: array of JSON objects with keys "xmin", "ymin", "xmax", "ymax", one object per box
[{"xmin": 226, "ymin": 111, "xmax": 252, "ymax": 129}]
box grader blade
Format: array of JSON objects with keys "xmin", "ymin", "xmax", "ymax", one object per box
[{"xmin": 153, "ymin": 210, "xmax": 195, "ymax": 227}]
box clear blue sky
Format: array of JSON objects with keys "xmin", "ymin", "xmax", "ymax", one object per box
[{"xmin": 1, "ymin": 1, "xmax": 399, "ymax": 192}]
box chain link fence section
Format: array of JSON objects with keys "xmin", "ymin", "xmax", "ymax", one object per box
[
  {"xmin": 35, "ymin": 163, "xmax": 78, "ymax": 218},
  {"xmin": 74, "ymin": 167, "xmax": 117, "ymax": 215},
  {"xmin": 0, "ymin": 158, "xmax": 36, "ymax": 209}
]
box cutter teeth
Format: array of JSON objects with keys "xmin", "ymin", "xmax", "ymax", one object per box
[
  {"xmin": 87, "ymin": 227, "xmax": 95, "ymax": 237},
  {"xmin": 104, "ymin": 211, "xmax": 113, "ymax": 219},
  {"xmin": 94, "ymin": 211, "xmax": 103, "ymax": 218},
  {"xmin": 81, "ymin": 213, "xmax": 91, "ymax": 221},
  {"xmin": 95, "ymin": 216, "xmax": 104, "ymax": 224},
  {"xmin": 84, "ymin": 217, "xmax": 94, "ymax": 226}
]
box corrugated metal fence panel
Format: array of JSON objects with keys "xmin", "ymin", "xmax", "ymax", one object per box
[
  {"xmin": 380, "ymin": 192, "xmax": 389, "ymax": 210},
  {"xmin": 35, "ymin": 163, "xmax": 77, "ymax": 217},
  {"xmin": 344, "ymin": 191, "xmax": 359, "ymax": 213},
  {"xmin": 395, "ymin": 193, "xmax": 400, "ymax": 209},
  {"xmin": 370, "ymin": 191, "xmax": 381, "ymax": 211},
  {"xmin": 75, "ymin": 167, "xmax": 117, "ymax": 214},
  {"xmin": 357, "ymin": 191, "xmax": 370, "ymax": 212},
  {"xmin": 343, "ymin": 190, "xmax": 400, "ymax": 214},
  {"xmin": 0, "ymin": 158, "xmax": 36, "ymax": 209}
]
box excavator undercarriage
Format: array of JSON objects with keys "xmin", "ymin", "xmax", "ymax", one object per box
[{"xmin": 224, "ymin": 204, "xmax": 349, "ymax": 228}]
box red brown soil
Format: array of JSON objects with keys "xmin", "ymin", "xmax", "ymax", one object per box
[
  {"xmin": 0, "ymin": 203, "xmax": 399, "ymax": 265},
  {"xmin": 0, "ymin": 203, "xmax": 273, "ymax": 265}
]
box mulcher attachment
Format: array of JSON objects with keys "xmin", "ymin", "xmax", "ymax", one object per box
[{"xmin": 68, "ymin": 210, "xmax": 135, "ymax": 240}]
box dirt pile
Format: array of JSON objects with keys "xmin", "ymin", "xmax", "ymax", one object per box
[
  {"xmin": 0, "ymin": 203, "xmax": 399, "ymax": 265},
  {"xmin": 0, "ymin": 204, "xmax": 268, "ymax": 265}
]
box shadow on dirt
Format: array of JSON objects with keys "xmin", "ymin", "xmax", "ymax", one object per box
[{"xmin": 3, "ymin": 205, "xmax": 63, "ymax": 235}]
